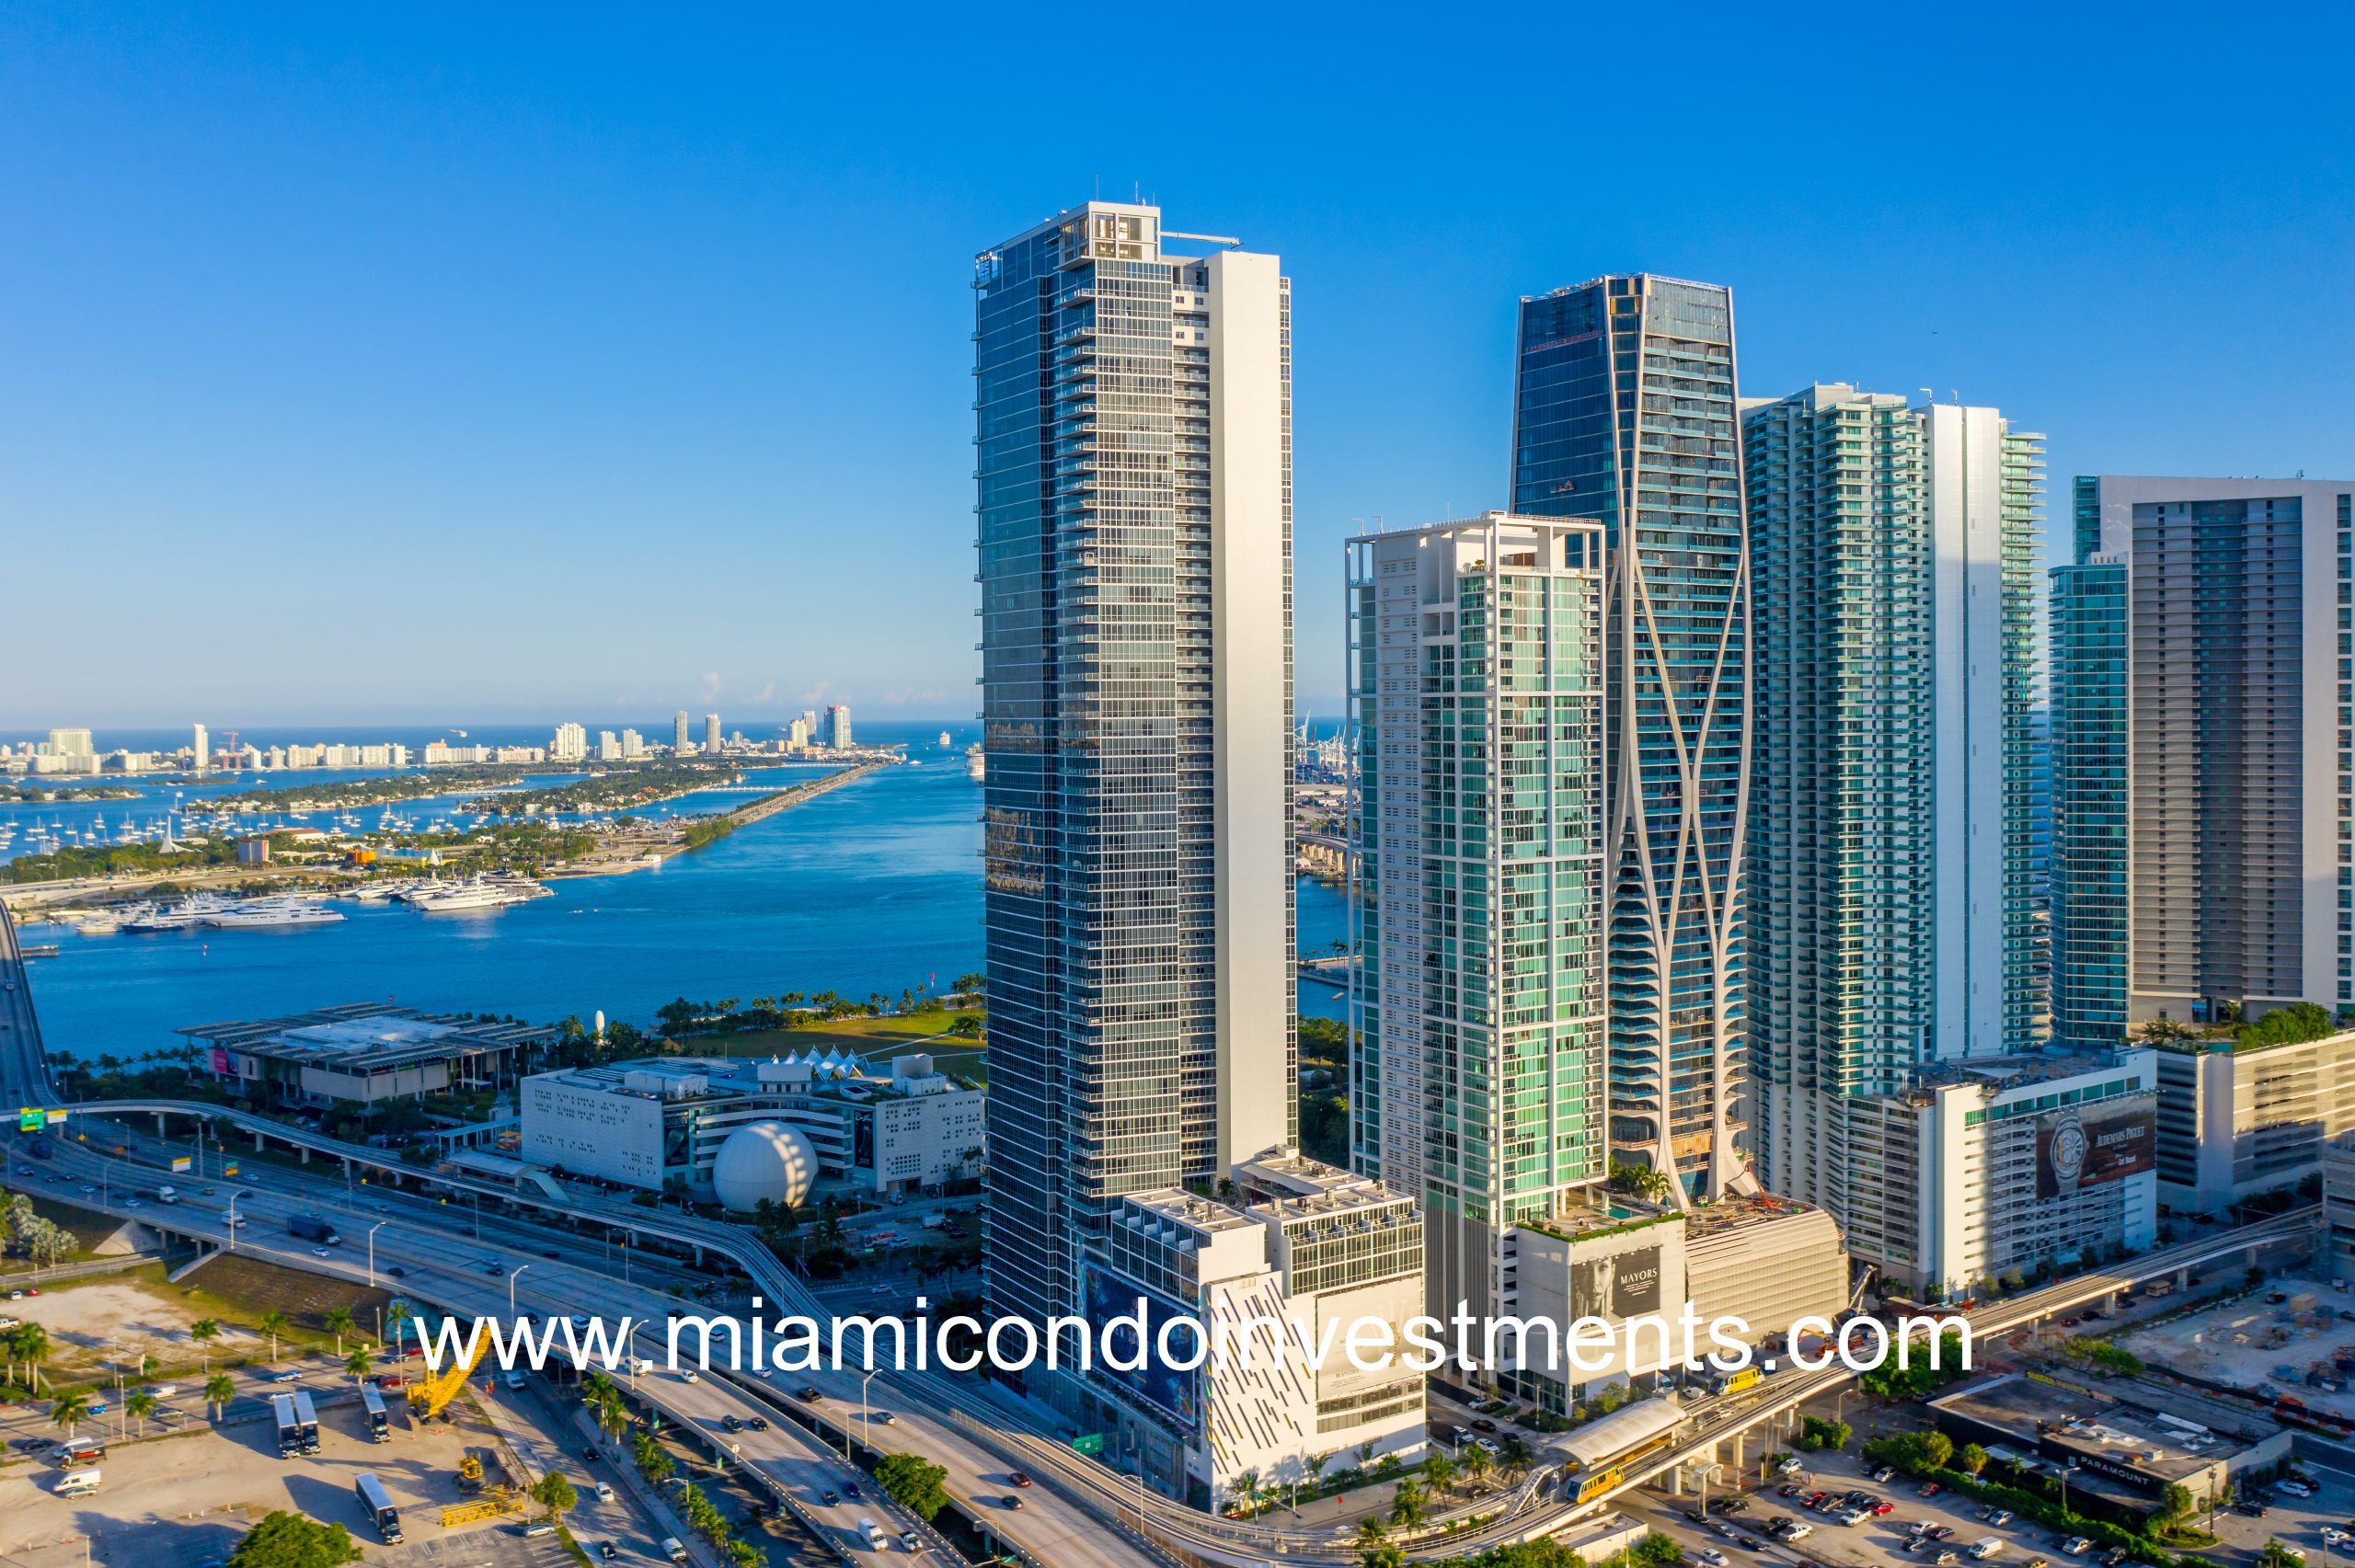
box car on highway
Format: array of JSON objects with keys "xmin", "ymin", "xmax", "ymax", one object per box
[
  {"xmin": 1000, "ymin": 1494, "xmax": 1025, "ymax": 1511},
  {"xmin": 265, "ymin": 1369, "xmax": 300, "ymax": 1383},
  {"xmin": 1008, "ymin": 1471, "xmax": 1033, "ymax": 1487},
  {"xmin": 720, "ymin": 1414, "xmax": 742, "ymax": 1433},
  {"xmin": 870, "ymin": 1410, "xmax": 897, "ymax": 1425},
  {"xmin": 597, "ymin": 1545, "xmax": 617, "ymax": 1562},
  {"xmin": 844, "ymin": 1482, "xmax": 860, "ymax": 1499},
  {"xmin": 900, "ymin": 1533, "xmax": 920, "ymax": 1552},
  {"xmin": 795, "ymin": 1385, "xmax": 822, "ymax": 1402},
  {"xmin": 2323, "ymin": 1529, "xmax": 2350, "ymax": 1547},
  {"xmin": 311, "ymin": 1246, "xmax": 330, "ymax": 1257},
  {"xmin": 1698, "ymin": 1551, "xmax": 1729, "ymax": 1567},
  {"xmin": 596, "ymin": 1483, "xmax": 615, "ymax": 1503},
  {"xmin": 820, "ymin": 1489, "xmax": 841, "ymax": 1506},
  {"xmin": 385, "ymin": 1265, "xmax": 406, "ymax": 1278},
  {"xmin": 745, "ymin": 1416, "xmax": 768, "ymax": 1431}
]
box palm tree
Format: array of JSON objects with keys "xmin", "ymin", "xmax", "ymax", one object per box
[
  {"xmin": 203, "ymin": 1372, "xmax": 236, "ymax": 1420},
  {"xmin": 10, "ymin": 1322, "xmax": 50, "ymax": 1393},
  {"xmin": 125, "ymin": 1390, "xmax": 156, "ymax": 1437},
  {"xmin": 257, "ymin": 1310, "xmax": 289, "ymax": 1363},
  {"xmin": 1461, "ymin": 1445, "xmax": 1494, "ymax": 1494},
  {"xmin": 189, "ymin": 1318, "xmax": 220, "ymax": 1369},
  {"xmin": 1229, "ymin": 1468, "xmax": 1261, "ymax": 1516},
  {"xmin": 1498, "ymin": 1434, "xmax": 1534, "ymax": 1482},
  {"xmin": 1424, "ymin": 1451, "xmax": 1457, "ymax": 1497},
  {"xmin": 1304, "ymin": 1449, "xmax": 1330, "ymax": 1494},
  {"xmin": 598, "ymin": 1392, "xmax": 629, "ymax": 1448},
  {"xmin": 346, "ymin": 1346, "xmax": 373, "ymax": 1383},
  {"xmin": 325, "ymin": 1307, "xmax": 356, "ymax": 1355},
  {"xmin": 50, "ymin": 1388, "xmax": 91, "ymax": 1443},
  {"xmin": 385, "ymin": 1300, "xmax": 415, "ymax": 1352},
  {"xmin": 1387, "ymin": 1480, "xmax": 1425, "ymax": 1529}
]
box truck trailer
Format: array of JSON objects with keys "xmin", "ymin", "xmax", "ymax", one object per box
[{"xmin": 270, "ymin": 1392, "xmax": 300, "ymax": 1459}]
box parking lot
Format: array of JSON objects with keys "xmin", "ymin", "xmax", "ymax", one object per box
[
  {"xmin": 1632, "ymin": 1413, "xmax": 2355, "ymax": 1568},
  {"xmin": 0, "ymin": 1373, "xmax": 686, "ymax": 1568}
]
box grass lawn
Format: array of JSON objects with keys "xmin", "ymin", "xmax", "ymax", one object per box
[
  {"xmin": 685, "ymin": 1015, "xmax": 987, "ymax": 1070},
  {"xmin": 172, "ymin": 1253, "xmax": 398, "ymax": 1347}
]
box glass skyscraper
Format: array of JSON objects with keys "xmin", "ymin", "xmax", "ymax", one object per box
[
  {"xmin": 1347, "ymin": 512, "xmax": 1607, "ymax": 1331},
  {"xmin": 1742, "ymin": 385, "xmax": 2042, "ymax": 1265},
  {"xmin": 973, "ymin": 201, "xmax": 1297, "ymax": 1340},
  {"xmin": 1509, "ymin": 276, "xmax": 1748, "ymax": 1200},
  {"xmin": 2052, "ymin": 476, "xmax": 2355, "ymax": 1034}
]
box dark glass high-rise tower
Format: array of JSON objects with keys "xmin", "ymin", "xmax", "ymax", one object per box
[
  {"xmin": 1510, "ymin": 275, "xmax": 1748, "ymax": 1199},
  {"xmin": 974, "ymin": 201, "xmax": 1297, "ymax": 1338}
]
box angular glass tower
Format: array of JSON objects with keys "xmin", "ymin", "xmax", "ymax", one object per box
[
  {"xmin": 1510, "ymin": 276, "xmax": 1747, "ymax": 1199},
  {"xmin": 973, "ymin": 201, "xmax": 1296, "ymax": 1336}
]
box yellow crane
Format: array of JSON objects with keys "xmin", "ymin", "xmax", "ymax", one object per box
[{"xmin": 408, "ymin": 1329, "xmax": 491, "ymax": 1419}]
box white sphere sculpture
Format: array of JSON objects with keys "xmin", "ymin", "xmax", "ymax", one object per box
[{"xmin": 711, "ymin": 1120, "xmax": 819, "ymax": 1213}]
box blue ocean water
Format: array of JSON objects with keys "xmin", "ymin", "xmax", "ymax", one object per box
[{"xmin": 10, "ymin": 720, "xmax": 1352, "ymax": 1051}]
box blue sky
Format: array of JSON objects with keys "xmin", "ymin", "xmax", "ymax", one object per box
[{"xmin": 6, "ymin": 4, "xmax": 2350, "ymax": 729}]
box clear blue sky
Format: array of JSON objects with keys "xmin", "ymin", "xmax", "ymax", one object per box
[{"xmin": 7, "ymin": 5, "xmax": 2350, "ymax": 729}]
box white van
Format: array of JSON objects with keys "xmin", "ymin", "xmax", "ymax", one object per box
[
  {"xmin": 858, "ymin": 1518, "xmax": 887, "ymax": 1549},
  {"xmin": 156, "ymin": 1186, "xmax": 178, "ymax": 1204},
  {"xmin": 661, "ymin": 1539, "xmax": 689, "ymax": 1562},
  {"xmin": 55, "ymin": 1469, "xmax": 101, "ymax": 1496}
]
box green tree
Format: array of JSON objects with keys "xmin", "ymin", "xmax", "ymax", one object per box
[
  {"xmin": 205, "ymin": 1371, "xmax": 236, "ymax": 1419},
  {"xmin": 531, "ymin": 1471, "xmax": 579, "ymax": 1521},
  {"xmin": 1461, "ymin": 1443, "xmax": 1494, "ymax": 1493},
  {"xmin": 49, "ymin": 1387, "xmax": 92, "ymax": 1442},
  {"xmin": 2258, "ymin": 1542, "xmax": 2305, "ymax": 1568},
  {"xmin": 2240, "ymin": 1002, "xmax": 2335, "ymax": 1049},
  {"xmin": 1636, "ymin": 1532, "xmax": 1685, "ymax": 1566},
  {"xmin": 1498, "ymin": 1434, "xmax": 1534, "ymax": 1480},
  {"xmin": 1959, "ymin": 1443, "xmax": 1990, "ymax": 1478},
  {"xmin": 2157, "ymin": 1482, "xmax": 2195, "ymax": 1526},
  {"xmin": 126, "ymin": 1389, "xmax": 157, "ymax": 1436},
  {"xmin": 324, "ymin": 1307, "xmax": 356, "ymax": 1355},
  {"xmin": 345, "ymin": 1347, "xmax": 373, "ymax": 1383},
  {"xmin": 1425, "ymin": 1450, "xmax": 1459, "ymax": 1497},
  {"xmin": 1356, "ymin": 1518, "xmax": 1401, "ymax": 1568},
  {"xmin": 188, "ymin": 1317, "xmax": 221, "ymax": 1368},
  {"xmin": 874, "ymin": 1452, "xmax": 951, "ymax": 1521},
  {"xmin": 1388, "ymin": 1479, "xmax": 1427, "ymax": 1528},
  {"xmin": 257, "ymin": 1310, "xmax": 290, "ymax": 1363},
  {"xmin": 225, "ymin": 1510, "xmax": 364, "ymax": 1568}
]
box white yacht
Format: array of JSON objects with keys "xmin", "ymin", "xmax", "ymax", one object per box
[{"xmin": 204, "ymin": 897, "xmax": 345, "ymax": 929}]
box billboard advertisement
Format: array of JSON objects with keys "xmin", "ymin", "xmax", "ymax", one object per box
[
  {"xmin": 2036, "ymin": 1098, "xmax": 2157, "ymax": 1198},
  {"xmin": 1569, "ymin": 1242, "xmax": 1665, "ymax": 1321},
  {"xmin": 1079, "ymin": 1262, "xmax": 1202, "ymax": 1432}
]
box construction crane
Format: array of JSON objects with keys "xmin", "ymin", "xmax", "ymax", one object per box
[{"xmin": 408, "ymin": 1331, "xmax": 490, "ymax": 1419}]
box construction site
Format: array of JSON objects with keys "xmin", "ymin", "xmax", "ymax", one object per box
[{"xmin": 2116, "ymin": 1273, "xmax": 2355, "ymax": 1423}]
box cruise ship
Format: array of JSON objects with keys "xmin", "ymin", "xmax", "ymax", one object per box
[{"xmin": 965, "ymin": 744, "xmax": 984, "ymax": 783}]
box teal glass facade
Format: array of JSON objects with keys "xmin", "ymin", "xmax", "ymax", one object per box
[{"xmin": 2049, "ymin": 561, "xmax": 2130, "ymax": 1045}]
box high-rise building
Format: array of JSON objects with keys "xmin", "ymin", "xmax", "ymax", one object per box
[
  {"xmin": 2051, "ymin": 476, "xmax": 2355, "ymax": 1034},
  {"xmin": 827, "ymin": 704, "xmax": 852, "ymax": 750},
  {"xmin": 551, "ymin": 722, "xmax": 588, "ymax": 763},
  {"xmin": 704, "ymin": 714, "xmax": 721, "ymax": 755},
  {"xmin": 1347, "ymin": 512, "xmax": 1607, "ymax": 1332},
  {"xmin": 975, "ymin": 199, "xmax": 1297, "ymax": 1358},
  {"xmin": 787, "ymin": 717, "xmax": 811, "ymax": 750},
  {"xmin": 621, "ymin": 728, "xmax": 646, "ymax": 760},
  {"xmin": 801, "ymin": 709, "xmax": 819, "ymax": 741},
  {"xmin": 1742, "ymin": 387, "xmax": 2050, "ymax": 1288},
  {"xmin": 192, "ymin": 723, "xmax": 209, "ymax": 773},
  {"xmin": 1509, "ymin": 275, "xmax": 1749, "ymax": 1200},
  {"xmin": 47, "ymin": 728, "xmax": 94, "ymax": 758},
  {"xmin": 598, "ymin": 730, "xmax": 622, "ymax": 762},
  {"xmin": 673, "ymin": 711, "xmax": 691, "ymax": 756}
]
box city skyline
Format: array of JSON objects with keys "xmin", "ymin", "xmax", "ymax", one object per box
[{"xmin": 9, "ymin": 9, "xmax": 2351, "ymax": 727}]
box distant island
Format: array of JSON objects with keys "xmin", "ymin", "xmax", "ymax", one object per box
[{"xmin": 3, "ymin": 783, "xmax": 141, "ymax": 804}]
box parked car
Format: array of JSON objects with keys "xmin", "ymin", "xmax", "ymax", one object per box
[{"xmin": 2062, "ymin": 1539, "xmax": 2094, "ymax": 1555}]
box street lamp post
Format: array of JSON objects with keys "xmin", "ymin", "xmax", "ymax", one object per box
[
  {"xmin": 367, "ymin": 1221, "xmax": 385, "ymax": 1289},
  {"xmin": 1698, "ymin": 1461, "xmax": 1725, "ymax": 1519},
  {"xmin": 225, "ymin": 1188, "xmax": 250, "ymax": 1253},
  {"xmin": 509, "ymin": 1264, "xmax": 530, "ymax": 1317},
  {"xmin": 860, "ymin": 1369, "xmax": 879, "ymax": 1459}
]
